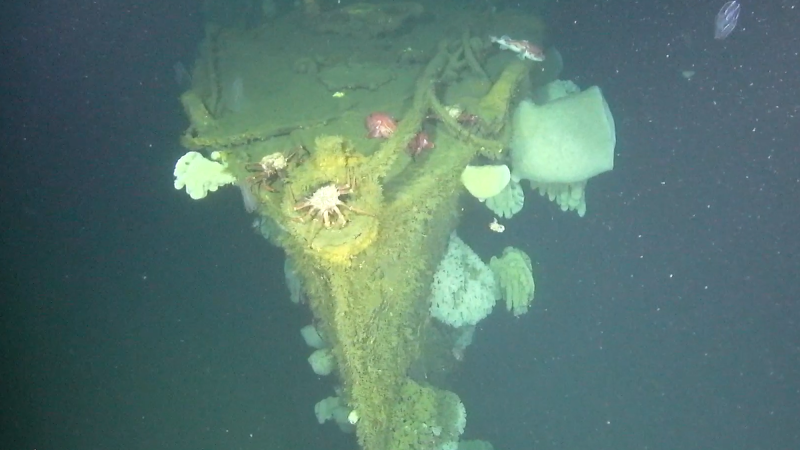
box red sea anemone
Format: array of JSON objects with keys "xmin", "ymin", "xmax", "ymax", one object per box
[
  {"xmin": 365, "ymin": 112, "xmax": 397, "ymax": 139},
  {"xmin": 407, "ymin": 132, "xmax": 434, "ymax": 158}
]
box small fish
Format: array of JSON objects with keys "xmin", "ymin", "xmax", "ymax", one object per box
[
  {"xmin": 489, "ymin": 218, "xmax": 505, "ymax": 233},
  {"xmin": 490, "ymin": 35, "xmax": 545, "ymax": 61}
]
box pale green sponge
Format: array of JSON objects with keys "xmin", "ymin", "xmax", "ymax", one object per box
[
  {"xmin": 485, "ymin": 180, "xmax": 524, "ymax": 219},
  {"xmin": 489, "ymin": 247, "xmax": 535, "ymax": 317}
]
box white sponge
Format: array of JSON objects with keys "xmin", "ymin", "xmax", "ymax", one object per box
[
  {"xmin": 173, "ymin": 151, "xmax": 236, "ymax": 199},
  {"xmin": 314, "ymin": 396, "xmax": 355, "ymax": 433},
  {"xmin": 429, "ymin": 233, "xmax": 499, "ymax": 328},
  {"xmin": 510, "ymin": 86, "xmax": 615, "ymax": 184},
  {"xmin": 308, "ymin": 348, "xmax": 336, "ymax": 376},
  {"xmin": 300, "ymin": 324, "xmax": 326, "ymax": 349}
]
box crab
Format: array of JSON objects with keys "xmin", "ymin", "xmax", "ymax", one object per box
[
  {"xmin": 455, "ymin": 110, "xmax": 481, "ymax": 127},
  {"xmin": 293, "ymin": 183, "xmax": 368, "ymax": 228},
  {"xmin": 443, "ymin": 104, "xmax": 464, "ymax": 120},
  {"xmin": 244, "ymin": 151, "xmax": 295, "ymax": 193},
  {"xmin": 439, "ymin": 104, "xmax": 481, "ymax": 127}
]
